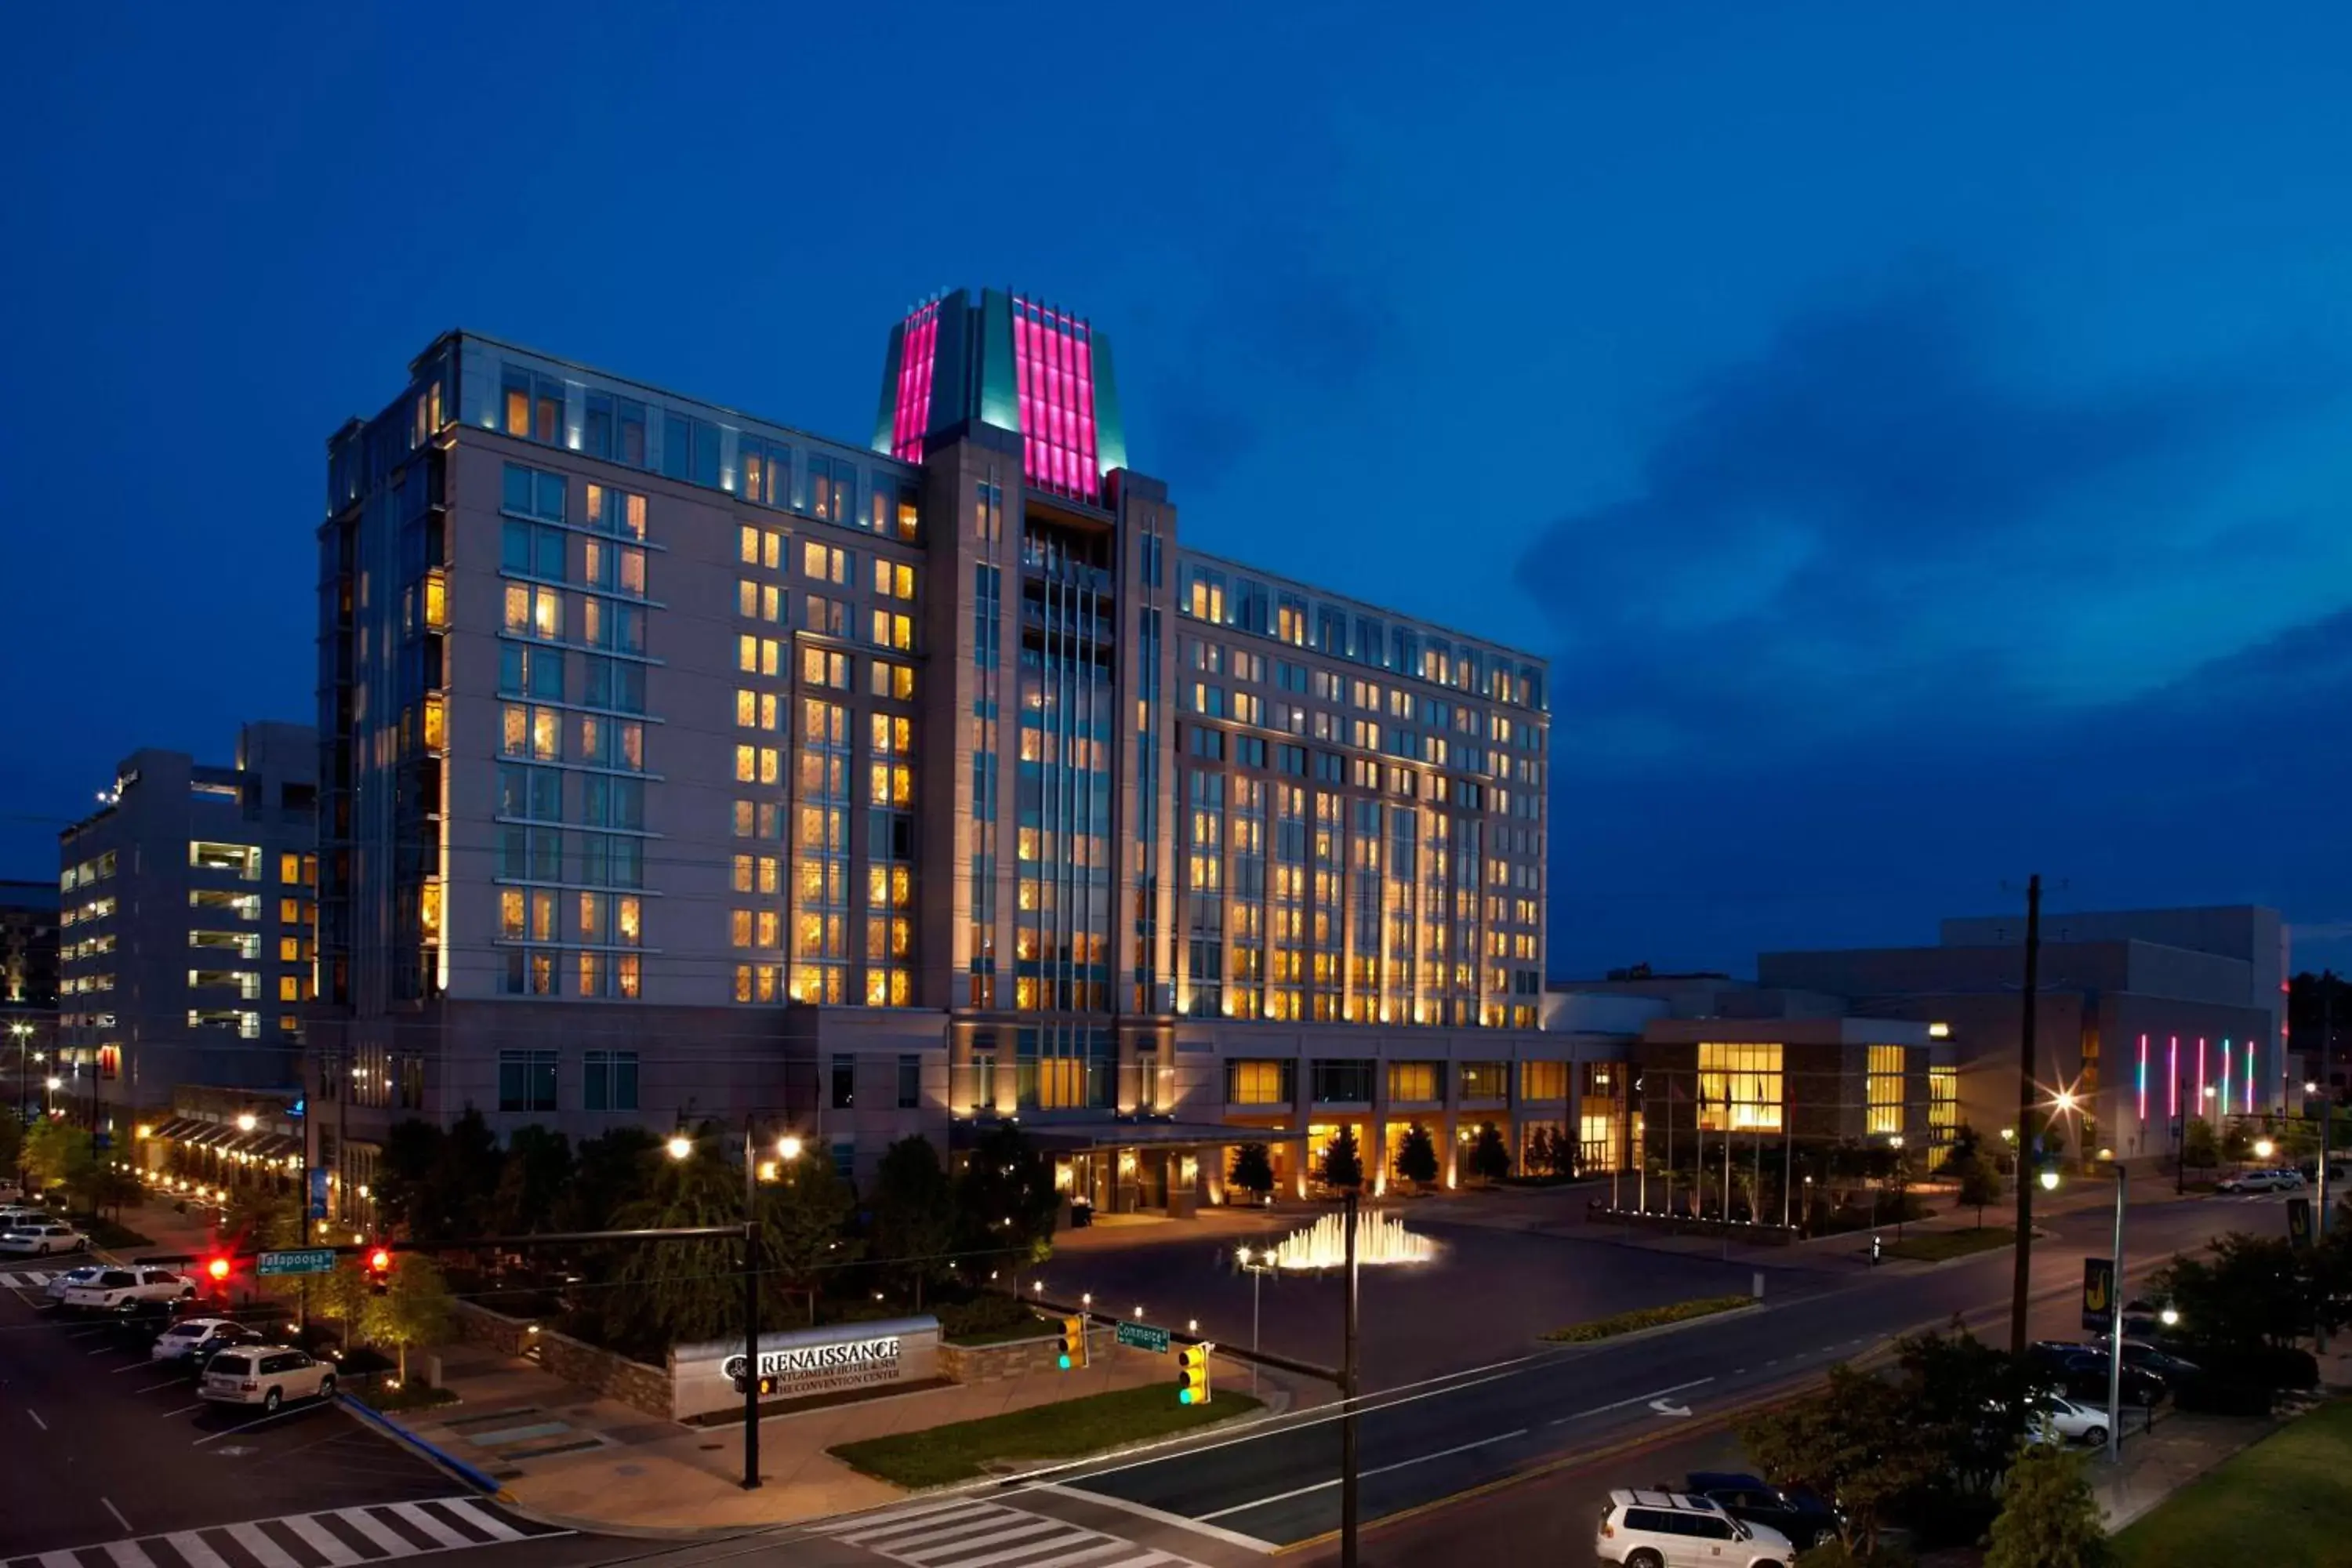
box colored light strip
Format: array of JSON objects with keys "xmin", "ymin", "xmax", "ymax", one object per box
[
  {"xmin": 2221, "ymin": 1039, "xmax": 2233, "ymax": 1117},
  {"xmin": 2197, "ymin": 1036, "xmax": 2207, "ymax": 1113},
  {"xmin": 2137, "ymin": 1033, "xmax": 2148, "ymax": 1123},
  {"xmin": 2247, "ymin": 1035, "xmax": 2257, "ymax": 1116},
  {"xmin": 891, "ymin": 300, "xmax": 939, "ymax": 463},
  {"xmin": 1011, "ymin": 296, "xmax": 1101, "ymax": 502},
  {"xmin": 2169, "ymin": 1036, "xmax": 2178, "ymax": 1119}
]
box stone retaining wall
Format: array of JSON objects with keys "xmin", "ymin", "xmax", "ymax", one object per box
[
  {"xmin": 448, "ymin": 1299, "xmax": 673, "ymax": 1418},
  {"xmin": 938, "ymin": 1327, "xmax": 1120, "ymax": 1384}
]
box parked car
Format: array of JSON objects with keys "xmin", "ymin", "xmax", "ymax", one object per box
[
  {"xmin": 62, "ymin": 1267, "xmax": 196, "ymax": 1312},
  {"xmin": 1597, "ymin": 1489, "xmax": 1796, "ymax": 1568},
  {"xmin": 0, "ymin": 1204, "xmax": 53, "ymax": 1231},
  {"xmin": 2120, "ymin": 1340, "xmax": 2202, "ymax": 1381},
  {"xmin": 2215, "ymin": 1167, "xmax": 2305, "ymax": 1194},
  {"xmin": 2024, "ymin": 1393, "xmax": 2111, "ymax": 1446},
  {"xmin": 0, "ymin": 1222, "xmax": 89, "ymax": 1256},
  {"xmin": 42, "ymin": 1264, "xmax": 107, "ymax": 1301},
  {"xmin": 152, "ymin": 1317, "xmax": 267, "ymax": 1366},
  {"xmin": 1686, "ymin": 1472, "xmax": 1842, "ymax": 1552},
  {"xmin": 2054, "ymin": 1350, "xmax": 2168, "ymax": 1407},
  {"xmin": 201, "ymin": 1347, "xmax": 336, "ymax": 1411}
]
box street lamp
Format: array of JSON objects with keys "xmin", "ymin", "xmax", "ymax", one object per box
[
  {"xmin": 777, "ymin": 1134, "xmax": 803, "ymax": 1162},
  {"xmin": 1236, "ymin": 1245, "xmax": 1272, "ymax": 1396},
  {"xmin": 2038, "ymin": 1167, "xmax": 2061, "ymax": 1192},
  {"xmin": 665, "ymin": 1133, "xmax": 693, "ymax": 1161},
  {"xmin": 236, "ymin": 1112, "xmax": 258, "ymax": 1134},
  {"xmin": 2254, "ymin": 1138, "xmax": 2276, "ymax": 1161}
]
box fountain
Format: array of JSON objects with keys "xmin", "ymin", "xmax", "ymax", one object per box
[{"xmin": 1265, "ymin": 1208, "xmax": 1437, "ymax": 1269}]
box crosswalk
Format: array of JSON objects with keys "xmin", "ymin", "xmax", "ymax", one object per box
[
  {"xmin": 809, "ymin": 1497, "xmax": 1207, "ymax": 1568},
  {"xmin": 3, "ymin": 1497, "xmax": 565, "ymax": 1568},
  {"xmin": 0, "ymin": 1270, "xmax": 60, "ymax": 1288}
]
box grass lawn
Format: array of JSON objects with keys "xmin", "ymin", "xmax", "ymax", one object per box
[
  {"xmin": 2114, "ymin": 1401, "xmax": 2352, "ymax": 1567},
  {"xmin": 830, "ymin": 1383, "xmax": 1264, "ymax": 1488},
  {"xmin": 85, "ymin": 1216, "xmax": 156, "ymax": 1249},
  {"xmin": 1882, "ymin": 1225, "xmax": 2016, "ymax": 1262},
  {"xmin": 1540, "ymin": 1294, "xmax": 1751, "ymax": 1343}
]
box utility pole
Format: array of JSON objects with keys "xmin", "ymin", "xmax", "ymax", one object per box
[
  {"xmin": 742, "ymin": 1118, "xmax": 762, "ymax": 1490},
  {"xmin": 1339, "ymin": 1188, "xmax": 1361, "ymax": 1568},
  {"xmin": 2009, "ymin": 873, "xmax": 2042, "ymax": 1358},
  {"xmin": 2321, "ymin": 973, "xmax": 2336, "ymax": 1240}
]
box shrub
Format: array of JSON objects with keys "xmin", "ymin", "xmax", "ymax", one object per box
[{"xmin": 936, "ymin": 1294, "xmax": 1043, "ymax": 1340}]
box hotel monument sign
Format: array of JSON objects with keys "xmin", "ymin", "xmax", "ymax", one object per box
[{"xmin": 670, "ymin": 1316, "xmax": 940, "ymax": 1419}]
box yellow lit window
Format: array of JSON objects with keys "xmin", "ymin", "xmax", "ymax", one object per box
[
  {"xmin": 740, "ymin": 525, "xmax": 760, "ymax": 565},
  {"xmin": 731, "ymin": 909, "xmax": 753, "ymax": 947},
  {"xmin": 1521, "ymin": 1061, "xmax": 1567, "ymax": 1101},
  {"xmin": 1697, "ymin": 1043, "xmax": 1784, "ymax": 1132},
  {"xmin": 1228, "ymin": 1061, "xmax": 1287, "ymax": 1105},
  {"xmin": 736, "ymin": 689, "xmax": 757, "ymax": 728},
  {"xmin": 1867, "ymin": 1044, "xmax": 1907, "ymax": 1136},
  {"xmin": 1387, "ymin": 1062, "xmax": 1439, "ymax": 1102},
  {"xmin": 739, "ymin": 580, "xmax": 758, "ymax": 619}
]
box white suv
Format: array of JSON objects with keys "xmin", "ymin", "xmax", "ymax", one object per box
[
  {"xmin": 0, "ymin": 1221, "xmax": 88, "ymax": 1257},
  {"xmin": 1599, "ymin": 1490, "xmax": 1796, "ymax": 1568},
  {"xmin": 62, "ymin": 1266, "xmax": 196, "ymax": 1312},
  {"xmin": 201, "ymin": 1347, "xmax": 336, "ymax": 1411}
]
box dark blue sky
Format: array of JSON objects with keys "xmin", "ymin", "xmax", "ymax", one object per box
[{"xmin": 5, "ymin": 5, "xmax": 2350, "ymax": 974}]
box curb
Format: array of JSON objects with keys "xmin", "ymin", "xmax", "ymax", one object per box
[
  {"xmin": 1536, "ymin": 1300, "xmax": 1767, "ymax": 1352},
  {"xmin": 340, "ymin": 1393, "xmax": 511, "ymax": 1500}
]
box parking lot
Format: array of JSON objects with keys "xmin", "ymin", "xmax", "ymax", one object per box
[{"xmin": 0, "ymin": 1259, "xmax": 471, "ymax": 1558}]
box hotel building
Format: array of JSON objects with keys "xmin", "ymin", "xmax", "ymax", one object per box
[
  {"xmin": 54, "ymin": 724, "xmax": 319, "ymax": 1134},
  {"xmin": 311, "ymin": 290, "xmax": 1555, "ymax": 1216}
]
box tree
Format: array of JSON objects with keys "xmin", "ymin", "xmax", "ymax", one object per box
[
  {"xmin": 374, "ymin": 1120, "xmax": 446, "ymax": 1237},
  {"xmin": 1742, "ymin": 1362, "xmax": 1936, "ymax": 1555},
  {"xmin": 2154, "ymin": 1232, "xmax": 2310, "ymax": 1351},
  {"xmin": 2181, "ymin": 1117, "xmax": 2220, "ymax": 1171},
  {"xmin": 491, "ymin": 1124, "xmax": 572, "ymax": 1234},
  {"xmin": 1228, "ymin": 1142, "xmax": 1276, "ymax": 1203},
  {"xmin": 557, "ymin": 1127, "xmax": 660, "ymax": 1232},
  {"xmin": 1318, "ymin": 1126, "xmax": 1364, "ymax": 1192},
  {"xmin": 1394, "ymin": 1124, "xmax": 1439, "ymax": 1188},
  {"xmin": 377, "ymin": 1110, "xmax": 503, "ymax": 1241},
  {"xmin": 361, "ymin": 1253, "xmax": 455, "ymax": 1383},
  {"xmin": 1960, "ymin": 1156, "xmax": 2005, "ymax": 1231},
  {"xmin": 1468, "ymin": 1121, "xmax": 1512, "ymax": 1185},
  {"xmin": 953, "ymin": 1123, "xmax": 1058, "ymax": 1267},
  {"xmin": 601, "ymin": 1124, "xmax": 751, "ymax": 1354},
  {"xmin": 768, "ymin": 1153, "xmax": 858, "ymax": 1323},
  {"xmin": 1984, "ymin": 1441, "xmax": 2111, "ymax": 1568},
  {"xmin": 0, "ymin": 1109, "xmax": 25, "ymax": 1185},
  {"xmin": 2221, "ymin": 1122, "xmax": 2253, "ymax": 1163},
  {"xmin": 1540, "ymin": 1127, "xmax": 1578, "ymax": 1179},
  {"xmin": 870, "ymin": 1136, "xmax": 956, "ymax": 1309}
]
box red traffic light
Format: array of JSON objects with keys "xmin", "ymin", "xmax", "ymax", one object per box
[
  {"xmin": 367, "ymin": 1247, "xmax": 392, "ymax": 1273},
  {"xmin": 205, "ymin": 1256, "xmax": 231, "ymax": 1283}
]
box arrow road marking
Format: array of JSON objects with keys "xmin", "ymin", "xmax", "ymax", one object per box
[
  {"xmin": 1548, "ymin": 1377, "xmax": 1715, "ymax": 1427},
  {"xmin": 1649, "ymin": 1399, "xmax": 1693, "ymax": 1418}
]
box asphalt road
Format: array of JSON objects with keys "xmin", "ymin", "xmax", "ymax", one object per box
[
  {"xmin": 1054, "ymin": 1190, "xmax": 2284, "ymax": 1550},
  {"xmin": 0, "ymin": 1258, "xmax": 586, "ymax": 1567}
]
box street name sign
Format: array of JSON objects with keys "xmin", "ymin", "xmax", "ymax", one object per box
[
  {"xmin": 256, "ymin": 1248, "xmax": 336, "ymax": 1277},
  {"xmin": 1116, "ymin": 1321, "xmax": 1171, "ymax": 1354}
]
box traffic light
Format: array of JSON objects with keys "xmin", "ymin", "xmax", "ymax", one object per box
[
  {"xmin": 1058, "ymin": 1316, "xmax": 1087, "ymax": 1370},
  {"xmin": 1178, "ymin": 1343, "xmax": 1212, "ymax": 1406},
  {"xmin": 367, "ymin": 1246, "xmax": 393, "ymax": 1295},
  {"xmin": 204, "ymin": 1254, "xmax": 232, "ymax": 1287}
]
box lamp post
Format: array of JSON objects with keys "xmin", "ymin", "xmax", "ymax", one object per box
[{"xmin": 1235, "ymin": 1245, "xmax": 1272, "ymax": 1397}]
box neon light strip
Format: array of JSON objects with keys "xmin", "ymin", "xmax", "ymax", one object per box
[
  {"xmin": 2197, "ymin": 1036, "xmax": 2207, "ymax": 1114},
  {"xmin": 2248, "ymin": 1035, "xmax": 2257, "ymax": 1116},
  {"xmin": 2221, "ymin": 1039, "xmax": 2233, "ymax": 1117},
  {"xmin": 2137, "ymin": 1033, "xmax": 2148, "ymax": 1122},
  {"xmin": 2169, "ymin": 1036, "xmax": 2178, "ymax": 1118}
]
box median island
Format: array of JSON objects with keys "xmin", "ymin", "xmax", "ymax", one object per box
[
  {"xmin": 829, "ymin": 1384, "xmax": 1265, "ymax": 1488},
  {"xmin": 1881, "ymin": 1225, "xmax": 2016, "ymax": 1262},
  {"xmin": 1541, "ymin": 1294, "xmax": 1752, "ymax": 1343}
]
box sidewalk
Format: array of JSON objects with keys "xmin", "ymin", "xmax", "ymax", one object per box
[{"xmin": 390, "ymin": 1330, "xmax": 1310, "ymax": 1534}]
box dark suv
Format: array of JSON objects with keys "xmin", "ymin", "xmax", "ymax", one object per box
[{"xmin": 1686, "ymin": 1472, "xmax": 1843, "ymax": 1552}]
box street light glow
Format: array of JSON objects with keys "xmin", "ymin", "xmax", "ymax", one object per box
[
  {"xmin": 2255, "ymin": 1138, "xmax": 2276, "ymax": 1160},
  {"xmin": 777, "ymin": 1134, "xmax": 803, "ymax": 1161},
  {"xmin": 2040, "ymin": 1168, "xmax": 2062, "ymax": 1192},
  {"xmin": 236, "ymin": 1112, "xmax": 257, "ymax": 1132},
  {"xmin": 666, "ymin": 1134, "xmax": 693, "ymax": 1160}
]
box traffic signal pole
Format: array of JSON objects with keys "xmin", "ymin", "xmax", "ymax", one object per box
[
  {"xmin": 1341, "ymin": 1189, "xmax": 1362, "ymax": 1568},
  {"xmin": 742, "ymin": 1120, "xmax": 761, "ymax": 1491}
]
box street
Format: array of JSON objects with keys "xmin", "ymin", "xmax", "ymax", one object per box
[{"xmin": 0, "ymin": 1190, "xmax": 2287, "ymax": 1568}]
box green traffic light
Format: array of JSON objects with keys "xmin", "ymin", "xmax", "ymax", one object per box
[
  {"xmin": 1058, "ymin": 1354, "xmax": 1072, "ymax": 1370},
  {"xmin": 1178, "ymin": 1388, "xmax": 1195, "ymax": 1404}
]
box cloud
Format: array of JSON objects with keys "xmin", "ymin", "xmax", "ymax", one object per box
[{"xmin": 1515, "ymin": 265, "xmax": 2345, "ymax": 757}]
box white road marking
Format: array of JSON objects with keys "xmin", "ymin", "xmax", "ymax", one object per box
[
  {"xmin": 387, "ymin": 1503, "xmax": 470, "ymax": 1549},
  {"xmin": 1548, "ymin": 1376, "xmax": 1717, "ymax": 1426},
  {"xmin": 25, "ymin": 1410, "xmax": 46, "ymax": 1431},
  {"xmin": 434, "ymin": 1501, "xmax": 525, "ymax": 1544},
  {"xmin": 101, "ymin": 1540, "xmax": 151, "ymax": 1568},
  {"xmin": 1035, "ymin": 1483, "xmax": 1279, "ymax": 1555},
  {"xmin": 191, "ymin": 1405, "xmax": 307, "ymax": 1446},
  {"xmin": 332, "ymin": 1510, "xmax": 419, "ymax": 1557},
  {"xmin": 160, "ymin": 1402, "xmax": 205, "ymax": 1418},
  {"xmin": 1198, "ymin": 1428, "xmax": 1528, "ymax": 1522},
  {"xmin": 101, "ymin": 1499, "xmax": 134, "ymax": 1534},
  {"xmin": 281, "ymin": 1515, "xmax": 361, "ymax": 1565},
  {"xmin": 165, "ymin": 1533, "xmax": 232, "ymax": 1568},
  {"xmin": 226, "ymin": 1523, "xmax": 301, "ymax": 1568}
]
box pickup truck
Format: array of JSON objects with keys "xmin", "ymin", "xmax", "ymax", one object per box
[{"xmin": 61, "ymin": 1266, "xmax": 198, "ymax": 1311}]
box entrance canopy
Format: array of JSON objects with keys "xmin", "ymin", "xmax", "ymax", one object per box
[{"xmin": 953, "ymin": 1119, "xmax": 1308, "ymax": 1153}]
